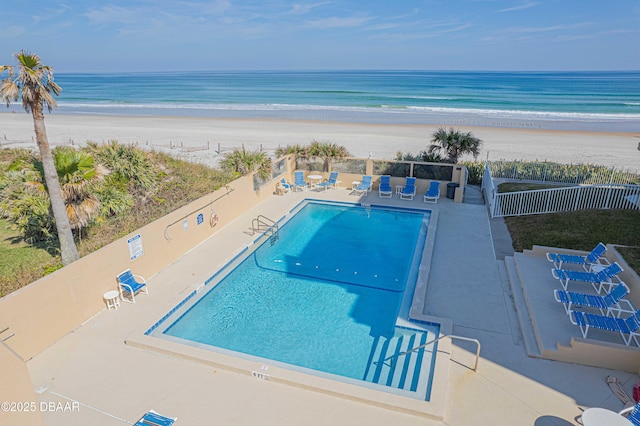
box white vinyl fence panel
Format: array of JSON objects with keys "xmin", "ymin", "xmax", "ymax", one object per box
[{"xmin": 491, "ymin": 184, "xmax": 640, "ymax": 217}]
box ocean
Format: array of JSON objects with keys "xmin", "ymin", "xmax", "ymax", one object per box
[{"xmin": 17, "ymin": 70, "xmax": 640, "ymax": 131}]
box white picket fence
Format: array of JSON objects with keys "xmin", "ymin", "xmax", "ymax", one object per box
[{"xmin": 482, "ymin": 163, "xmax": 640, "ymax": 218}]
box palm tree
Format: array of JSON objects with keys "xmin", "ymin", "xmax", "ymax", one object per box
[
  {"xmin": 220, "ymin": 146, "xmax": 272, "ymax": 181},
  {"xmin": 275, "ymin": 144, "xmax": 306, "ymax": 159},
  {"xmin": 306, "ymin": 140, "xmax": 350, "ymax": 171},
  {"xmin": 1, "ymin": 50, "xmax": 79, "ymax": 265},
  {"xmin": 53, "ymin": 147, "xmax": 106, "ymax": 236},
  {"xmin": 428, "ymin": 128, "xmax": 482, "ymax": 164}
]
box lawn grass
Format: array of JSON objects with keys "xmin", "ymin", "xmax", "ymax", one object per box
[
  {"xmin": 505, "ymin": 209, "xmax": 640, "ymax": 273},
  {"xmin": 0, "ymin": 218, "xmax": 61, "ymax": 297}
]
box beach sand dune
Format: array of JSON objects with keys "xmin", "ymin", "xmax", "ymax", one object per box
[{"xmin": 1, "ymin": 113, "xmax": 638, "ymax": 172}]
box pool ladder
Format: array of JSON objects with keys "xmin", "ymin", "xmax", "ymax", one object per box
[{"xmin": 251, "ymin": 215, "xmax": 279, "ymax": 245}]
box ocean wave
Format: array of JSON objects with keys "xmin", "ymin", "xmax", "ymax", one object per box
[{"xmin": 57, "ymin": 101, "xmax": 640, "ymax": 122}]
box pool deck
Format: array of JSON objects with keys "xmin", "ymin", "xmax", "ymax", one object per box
[{"xmin": 26, "ymin": 185, "xmax": 639, "ymax": 425}]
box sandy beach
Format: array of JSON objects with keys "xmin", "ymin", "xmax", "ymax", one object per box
[{"xmin": 1, "ymin": 113, "xmax": 639, "ymax": 172}]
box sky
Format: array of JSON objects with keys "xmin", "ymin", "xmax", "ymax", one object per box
[{"xmin": 1, "ymin": 0, "xmax": 639, "ymax": 72}]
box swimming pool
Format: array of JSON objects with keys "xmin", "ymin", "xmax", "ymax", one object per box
[{"xmin": 147, "ymin": 201, "xmax": 439, "ymax": 400}]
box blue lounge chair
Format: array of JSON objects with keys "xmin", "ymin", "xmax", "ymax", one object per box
[
  {"xmin": 351, "ymin": 175, "xmax": 372, "ymax": 195},
  {"xmin": 553, "ymin": 283, "xmax": 633, "ymax": 316},
  {"xmin": 378, "ymin": 175, "xmax": 392, "ymax": 198},
  {"xmin": 546, "ymin": 242, "xmax": 609, "ymax": 271},
  {"xmin": 423, "ymin": 181, "xmax": 441, "ymax": 203},
  {"xmin": 570, "ymin": 309, "xmax": 640, "ymax": 347},
  {"xmin": 135, "ymin": 410, "xmax": 177, "ymax": 426},
  {"xmin": 279, "ymin": 177, "xmax": 293, "ymax": 193},
  {"xmin": 551, "ymin": 262, "xmax": 623, "ymax": 293},
  {"xmin": 400, "ymin": 177, "xmax": 416, "ymax": 200},
  {"xmin": 293, "ymin": 171, "xmax": 308, "ymax": 191},
  {"xmin": 316, "ymin": 171, "xmax": 340, "ymax": 191},
  {"xmin": 117, "ymin": 269, "xmax": 149, "ymax": 303},
  {"xmin": 620, "ymin": 402, "xmax": 640, "ymax": 425}
]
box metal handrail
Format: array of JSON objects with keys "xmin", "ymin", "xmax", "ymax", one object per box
[
  {"xmin": 252, "ymin": 215, "xmax": 278, "ymax": 236},
  {"xmin": 0, "ymin": 326, "xmax": 14, "ymax": 342},
  {"xmin": 388, "ymin": 334, "xmax": 481, "ymax": 371},
  {"xmin": 164, "ymin": 186, "xmax": 234, "ymax": 240}
]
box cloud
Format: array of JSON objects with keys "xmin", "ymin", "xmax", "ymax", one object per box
[
  {"xmin": 306, "ymin": 16, "xmax": 370, "ymax": 29},
  {"xmin": 501, "ymin": 22, "xmax": 592, "ymax": 35},
  {"xmin": 370, "ymin": 22, "xmax": 473, "ymax": 42},
  {"xmin": 496, "ymin": 2, "xmax": 539, "ymax": 13},
  {"xmin": 85, "ymin": 5, "xmax": 142, "ymax": 25},
  {"xmin": 288, "ymin": 2, "xmax": 330, "ymax": 15},
  {"xmin": 32, "ymin": 4, "xmax": 72, "ymax": 23}
]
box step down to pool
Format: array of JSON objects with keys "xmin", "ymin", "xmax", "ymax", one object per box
[{"xmin": 363, "ymin": 331, "xmax": 430, "ymax": 394}]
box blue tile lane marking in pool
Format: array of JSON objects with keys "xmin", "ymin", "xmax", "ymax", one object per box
[{"xmin": 148, "ymin": 201, "xmax": 438, "ymax": 399}]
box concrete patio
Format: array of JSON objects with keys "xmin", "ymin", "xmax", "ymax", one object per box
[{"xmin": 22, "ymin": 185, "xmax": 640, "ymax": 426}]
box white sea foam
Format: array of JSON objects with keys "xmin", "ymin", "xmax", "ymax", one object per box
[{"xmin": 57, "ymin": 101, "xmax": 640, "ymax": 122}]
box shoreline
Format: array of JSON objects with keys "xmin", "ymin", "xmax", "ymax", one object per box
[{"xmin": 1, "ymin": 112, "xmax": 639, "ymax": 172}]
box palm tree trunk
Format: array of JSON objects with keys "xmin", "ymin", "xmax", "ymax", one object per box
[{"xmin": 31, "ymin": 106, "xmax": 80, "ymax": 265}]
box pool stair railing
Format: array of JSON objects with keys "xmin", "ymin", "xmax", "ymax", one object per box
[
  {"xmin": 364, "ymin": 331, "xmax": 431, "ymax": 394},
  {"xmin": 390, "ymin": 334, "xmax": 480, "ymax": 371},
  {"xmin": 250, "ymin": 215, "xmax": 279, "ymax": 244},
  {"xmin": 364, "ymin": 332, "xmax": 481, "ymax": 395}
]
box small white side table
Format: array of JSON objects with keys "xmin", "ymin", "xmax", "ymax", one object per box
[
  {"xmin": 104, "ymin": 290, "xmax": 121, "ymax": 310},
  {"xmin": 396, "ymin": 185, "xmax": 403, "ymax": 194},
  {"xmin": 351, "ymin": 181, "xmax": 360, "ymax": 190},
  {"xmin": 582, "ymin": 407, "xmax": 632, "ymax": 426}
]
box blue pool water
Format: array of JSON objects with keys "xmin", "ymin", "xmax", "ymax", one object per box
[{"xmin": 154, "ymin": 201, "xmax": 438, "ymax": 398}]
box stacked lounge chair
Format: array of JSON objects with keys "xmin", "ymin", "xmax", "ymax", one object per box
[
  {"xmin": 546, "ymin": 242, "xmax": 609, "ymax": 271},
  {"xmin": 553, "ymin": 283, "xmax": 633, "ymax": 316},
  {"xmin": 570, "ymin": 309, "xmax": 640, "ymax": 347},
  {"xmin": 551, "ymin": 262, "xmax": 623, "ymax": 293}
]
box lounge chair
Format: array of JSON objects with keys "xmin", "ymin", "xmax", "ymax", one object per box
[
  {"xmin": 423, "ymin": 181, "xmax": 441, "ymax": 203},
  {"xmin": 293, "ymin": 171, "xmax": 308, "ymax": 192},
  {"xmin": 351, "ymin": 175, "xmax": 372, "ymax": 195},
  {"xmin": 279, "ymin": 177, "xmax": 293, "ymax": 193},
  {"xmin": 546, "ymin": 242, "xmax": 609, "ymax": 271},
  {"xmin": 117, "ymin": 269, "xmax": 149, "ymax": 303},
  {"xmin": 399, "ymin": 177, "xmax": 416, "ymax": 200},
  {"xmin": 378, "ymin": 175, "xmax": 392, "ymax": 198},
  {"xmin": 551, "ymin": 262, "xmax": 623, "ymax": 293},
  {"xmin": 570, "ymin": 309, "xmax": 640, "ymax": 347},
  {"xmin": 135, "ymin": 409, "xmax": 177, "ymax": 426},
  {"xmin": 316, "ymin": 171, "xmax": 340, "ymax": 191},
  {"xmin": 553, "ymin": 283, "xmax": 633, "ymax": 316},
  {"xmin": 620, "ymin": 402, "xmax": 640, "ymax": 425}
]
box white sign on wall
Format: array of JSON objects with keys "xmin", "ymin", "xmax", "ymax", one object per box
[{"xmin": 128, "ymin": 234, "xmax": 144, "ymax": 260}]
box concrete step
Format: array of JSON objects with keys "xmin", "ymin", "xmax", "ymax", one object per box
[
  {"xmin": 504, "ymin": 256, "xmax": 542, "ymax": 358},
  {"xmin": 364, "ymin": 330, "xmax": 429, "ymax": 393}
]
